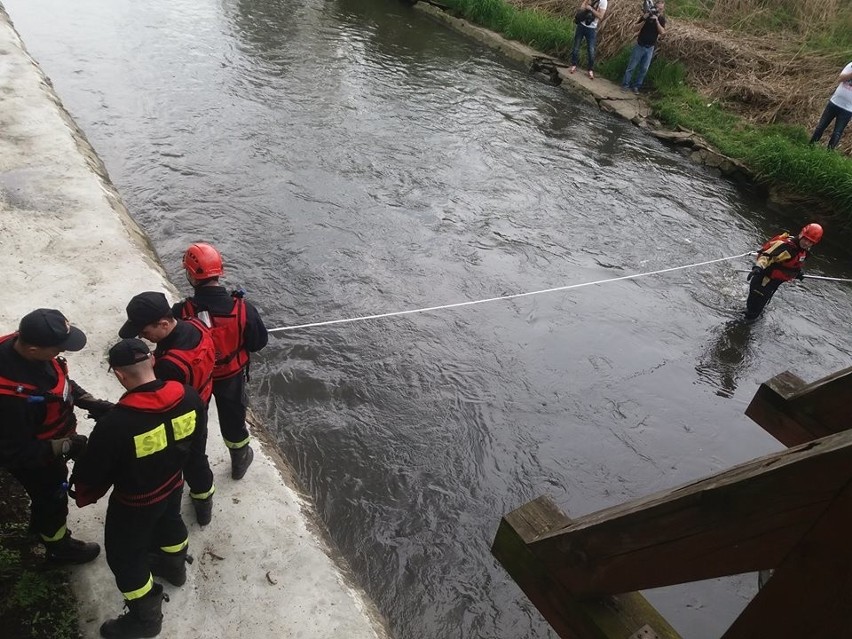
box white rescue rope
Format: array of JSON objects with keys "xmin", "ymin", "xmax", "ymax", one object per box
[{"xmin": 268, "ymin": 252, "xmax": 754, "ymax": 333}]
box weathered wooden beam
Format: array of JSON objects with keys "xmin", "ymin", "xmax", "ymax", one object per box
[
  {"xmin": 722, "ymin": 477, "xmax": 852, "ymax": 638},
  {"xmin": 745, "ymin": 367, "xmax": 852, "ymax": 446},
  {"xmin": 492, "ymin": 496, "xmax": 682, "ymax": 639},
  {"xmin": 527, "ymin": 430, "xmax": 852, "ymax": 595}
]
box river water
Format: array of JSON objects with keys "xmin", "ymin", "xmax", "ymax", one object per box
[{"xmin": 6, "ymin": 0, "xmax": 852, "ymax": 637}]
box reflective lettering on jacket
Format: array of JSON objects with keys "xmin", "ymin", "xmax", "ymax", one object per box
[
  {"xmin": 171, "ymin": 411, "xmax": 196, "ymax": 441},
  {"xmin": 179, "ymin": 296, "xmax": 249, "ymax": 380},
  {"xmin": 0, "ymin": 333, "xmax": 75, "ymax": 439},
  {"xmin": 134, "ymin": 424, "xmax": 168, "ymax": 458}
]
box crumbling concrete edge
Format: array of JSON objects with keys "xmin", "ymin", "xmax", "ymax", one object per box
[{"xmin": 412, "ymin": 1, "xmax": 756, "ymax": 185}]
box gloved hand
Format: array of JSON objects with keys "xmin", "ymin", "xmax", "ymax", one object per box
[
  {"xmin": 795, "ymin": 271, "xmax": 805, "ymax": 281},
  {"xmin": 75, "ymin": 393, "xmax": 115, "ymax": 419},
  {"xmin": 50, "ymin": 435, "xmax": 88, "ymax": 461},
  {"xmin": 747, "ymin": 266, "xmax": 763, "ymax": 282}
]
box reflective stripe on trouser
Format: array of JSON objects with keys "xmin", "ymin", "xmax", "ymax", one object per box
[
  {"xmin": 9, "ymin": 457, "xmax": 69, "ymax": 541},
  {"xmin": 183, "ymin": 402, "xmax": 214, "ymax": 498},
  {"xmin": 189, "ymin": 484, "xmax": 215, "ymax": 501},
  {"xmin": 105, "ymin": 486, "xmax": 187, "ymax": 597},
  {"xmin": 213, "ymin": 373, "xmax": 250, "ymax": 446}
]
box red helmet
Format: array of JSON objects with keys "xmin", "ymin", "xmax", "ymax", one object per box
[
  {"xmin": 183, "ymin": 242, "xmax": 224, "ymax": 279},
  {"xmin": 799, "ymin": 223, "xmax": 823, "ymax": 244}
]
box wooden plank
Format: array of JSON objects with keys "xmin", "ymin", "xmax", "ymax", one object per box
[
  {"xmin": 492, "ymin": 496, "xmax": 682, "ymax": 639},
  {"xmin": 746, "ymin": 367, "xmax": 852, "ymax": 446},
  {"xmin": 722, "ymin": 479, "xmax": 852, "ymax": 638},
  {"xmin": 527, "ymin": 430, "xmax": 852, "ymax": 594}
]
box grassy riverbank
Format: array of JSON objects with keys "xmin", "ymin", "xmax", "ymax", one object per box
[
  {"xmin": 434, "ymin": 0, "xmax": 852, "ymax": 220},
  {"xmin": 0, "ymin": 472, "xmax": 80, "ymax": 639}
]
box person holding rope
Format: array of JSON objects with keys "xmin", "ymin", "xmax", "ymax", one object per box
[
  {"xmin": 119, "ymin": 291, "xmax": 217, "ymax": 526},
  {"xmin": 745, "ymin": 223, "xmax": 823, "ymax": 321},
  {"xmin": 172, "ymin": 243, "xmax": 268, "ymax": 483}
]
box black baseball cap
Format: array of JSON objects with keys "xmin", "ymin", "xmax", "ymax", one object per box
[
  {"xmin": 108, "ymin": 338, "xmax": 152, "ymax": 369},
  {"xmin": 18, "ymin": 309, "xmax": 87, "ymax": 351},
  {"xmin": 119, "ymin": 291, "xmax": 171, "ymax": 338}
]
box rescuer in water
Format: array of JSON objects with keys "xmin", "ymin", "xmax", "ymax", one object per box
[{"xmin": 745, "ymin": 223, "xmax": 823, "ymax": 321}]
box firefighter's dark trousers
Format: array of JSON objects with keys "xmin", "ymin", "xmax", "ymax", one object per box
[
  {"xmin": 8, "ymin": 458, "xmax": 69, "ymax": 541},
  {"xmin": 213, "ymin": 372, "xmax": 250, "ymax": 449},
  {"xmin": 105, "ymin": 486, "xmax": 187, "ymax": 599},
  {"xmin": 745, "ymin": 276, "xmax": 784, "ymax": 320},
  {"xmin": 183, "ymin": 407, "xmax": 214, "ymax": 501}
]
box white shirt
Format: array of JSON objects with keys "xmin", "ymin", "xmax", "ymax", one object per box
[
  {"xmin": 829, "ymin": 62, "xmax": 852, "ymax": 112},
  {"xmin": 588, "ymin": 0, "xmax": 608, "ymax": 29}
]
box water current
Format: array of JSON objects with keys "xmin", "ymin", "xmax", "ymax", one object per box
[{"xmin": 5, "ymin": 0, "xmax": 852, "ymax": 637}]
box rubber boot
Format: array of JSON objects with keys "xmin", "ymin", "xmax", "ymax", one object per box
[
  {"xmin": 191, "ymin": 495, "xmax": 213, "ymax": 526},
  {"xmin": 148, "ymin": 548, "xmax": 192, "ymax": 587},
  {"xmin": 100, "ymin": 582, "xmax": 165, "ymax": 639},
  {"xmin": 229, "ymin": 444, "xmax": 254, "ymax": 480},
  {"xmin": 44, "ymin": 530, "xmax": 100, "ymax": 565}
]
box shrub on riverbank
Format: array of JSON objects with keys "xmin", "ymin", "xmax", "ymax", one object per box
[{"xmin": 436, "ymin": 0, "xmax": 852, "ymax": 218}]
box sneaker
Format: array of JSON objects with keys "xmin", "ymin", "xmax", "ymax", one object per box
[
  {"xmin": 632, "ymin": 87, "xmax": 640, "ymax": 94},
  {"xmin": 588, "ymin": 70, "xmax": 594, "ymax": 79},
  {"xmin": 568, "ymin": 65, "xmax": 576, "ymax": 74}
]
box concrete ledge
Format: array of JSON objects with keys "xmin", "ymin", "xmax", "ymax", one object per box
[{"xmin": 0, "ymin": 6, "xmax": 388, "ymax": 638}]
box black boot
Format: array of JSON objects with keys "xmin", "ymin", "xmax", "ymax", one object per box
[
  {"xmin": 191, "ymin": 495, "xmax": 213, "ymax": 526},
  {"xmin": 229, "ymin": 444, "xmax": 254, "ymax": 480},
  {"xmin": 100, "ymin": 582, "xmax": 165, "ymax": 639},
  {"xmin": 148, "ymin": 548, "xmax": 192, "ymax": 587},
  {"xmin": 44, "ymin": 530, "xmax": 101, "ymax": 565}
]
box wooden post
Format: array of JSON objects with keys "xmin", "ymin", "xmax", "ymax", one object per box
[{"xmin": 745, "ymin": 366, "xmax": 852, "ymax": 446}]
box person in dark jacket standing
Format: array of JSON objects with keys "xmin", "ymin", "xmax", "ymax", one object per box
[
  {"xmin": 71, "ymin": 338, "xmax": 207, "ymax": 639},
  {"xmin": 173, "ymin": 243, "xmax": 268, "ymax": 481},
  {"xmin": 0, "ymin": 308, "xmax": 110, "ymax": 564},
  {"xmin": 621, "ymin": 0, "xmax": 667, "ymax": 93},
  {"xmin": 118, "ymin": 291, "xmax": 216, "ymax": 526},
  {"xmin": 745, "ymin": 223, "xmax": 823, "ymax": 321}
]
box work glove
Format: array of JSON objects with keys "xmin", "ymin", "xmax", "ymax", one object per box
[
  {"xmin": 50, "ymin": 435, "xmax": 89, "ymax": 461},
  {"xmin": 75, "ymin": 393, "xmax": 115, "ymax": 420},
  {"xmin": 795, "ymin": 271, "xmax": 805, "ymax": 281},
  {"xmin": 746, "ymin": 266, "xmax": 763, "ymax": 282}
]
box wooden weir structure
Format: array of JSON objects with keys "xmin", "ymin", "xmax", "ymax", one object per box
[{"xmin": 492, "ymin": 366, "xmax": 852, "ymax": 638}]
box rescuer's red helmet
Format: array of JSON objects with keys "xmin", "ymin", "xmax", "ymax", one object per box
[
  {"xmin": 799, "ymin": 223, "xmax": 823, "ymax": 244},
  {"xmin": 183, "ymin": 242, "xmax": 224, "ymax": 279}
]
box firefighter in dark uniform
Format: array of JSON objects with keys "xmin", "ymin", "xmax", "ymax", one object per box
[
  {"xmin": 745, "ymin": 223, "xmax": 824, "ymax": 321},
  {"xmin": 173, "ymin": 242, "xmax": 268, "ymax": 481},
  {"xmin": 118, "ymin": 291, "xmax": 216, "ymax": 526},
  {"xmin": 0, "ymin": 308, "xmax": 110, "ymax": 563},
  {"xmin": 71, "ymin": 338, "xmax": 207, "ymax": 639}
]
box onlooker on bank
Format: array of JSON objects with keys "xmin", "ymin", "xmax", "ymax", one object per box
[
  {"xmin": 569, "ymin": 0, "xmax": 608, "ymax": 80},
  {"xmin": 809, "ymin": 61, "xmax": 852, "ymax": 150},
  {"xmin": 621, "ymin": 0, "xmax": 667, "ymax": 93}
]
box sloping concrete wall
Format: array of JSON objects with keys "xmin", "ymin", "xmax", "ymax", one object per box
[{"xmin": 0, "ymin": 5, "xmax": 388, "ymax": 638}]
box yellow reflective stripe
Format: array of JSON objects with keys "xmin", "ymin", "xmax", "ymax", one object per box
[
  {"xmin": 123, "ymin": 574, "xmax": 153, "ymax": 601},
  {"xmin": 160, "ymin": 538, "xmax": 189, "ymax": 554},
  {"xmin": 41, "ymin": 524, "xmax": 67, "ymax": 543},
  {"xmin": 172, "ymin": 411, "xmax": 196, "ymax": 441},
  {"xmin": 190, "ymin": 484, "xmax": 215, "ymax": 500},
  {"xmin": 224, "ymin": 437, "xmax": 250, "ymax": 449},
  {"xmin": 133, "ymin": 424, "xmax": 168, "ymax": 458}
]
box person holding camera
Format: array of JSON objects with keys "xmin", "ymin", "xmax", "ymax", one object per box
[
  {"xmin": 621, "ymin": 0, "xmax": 667, "ymax": 93},
  {"xmin": 569, "ymin": 0, "xmax": 608, "ymax": 80}
]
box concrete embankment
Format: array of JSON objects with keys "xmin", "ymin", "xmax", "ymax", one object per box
[
  {"xmin": 0, "ymin": 6, "xmax": 387, "ymax": 638},
  {"xmin": 414, "ymin": 2, "xmax": 753, "ymax": 183}
]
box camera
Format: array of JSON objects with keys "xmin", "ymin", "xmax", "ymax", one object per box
[{"xmin": 647, "ymin": 6, "xmax": 659, "ymax": 16}]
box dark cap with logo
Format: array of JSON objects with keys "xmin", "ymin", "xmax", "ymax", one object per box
[
  {"xmin": 18, "ymin": 309, "xmax": 87, "ymax": 351},
  {"xmin": 108, "ymin": 338, "xmax": 152, "ymax": 369},
  {"xmin": 119, "ymin": 291, "xmax": 172, "ymax": 338}
]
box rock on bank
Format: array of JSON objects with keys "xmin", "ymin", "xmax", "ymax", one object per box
[{"xmin": 0, "ymin": 5, "xmax": 387, "ymax": 638}]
